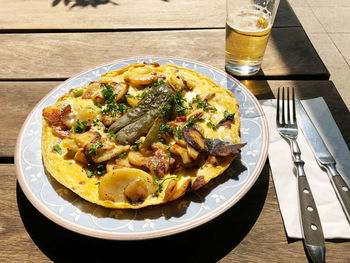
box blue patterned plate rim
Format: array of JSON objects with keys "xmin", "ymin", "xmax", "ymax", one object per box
[{"xmin": 15, "ymin": 56, "xmax": 269, "ymax": 240}]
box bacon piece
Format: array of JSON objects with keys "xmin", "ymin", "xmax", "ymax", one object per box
[
  {"xmin": 191, "ymin": 176, "xmax": 206, "ymax": 191},
  {"xmin": 175, "ymin": 116, "xmax": 186, "ymax": 122},
  {"xmin": 43, "ymin": 105, "xmax": 72, "ymax": 138},
  {"xmin": 43, "ymin": 107, "xmax": 63, "ymax": 127},
  {"xmin": 52, "ymin": 127, "xmax": 70, "ymax": 139},
  {"xmin": 82, "ymin": 81, "xmax": 100, "ymax": 99},
  {"xmin": 147, "ymin": 149, "xmax": 170, "ymax": 178}
]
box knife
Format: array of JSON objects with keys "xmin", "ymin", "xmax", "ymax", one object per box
[{"xmin": 295, "ymin": 96, "xmax": 350, "ymax": 223}]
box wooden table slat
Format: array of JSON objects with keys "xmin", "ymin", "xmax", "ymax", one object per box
[
  {"xmin": 3, "ymin": 161, "xmax": 349, "ymax": 262},
  {"xmin": 0, "ymin": 28, "xmax": 328, "ymax": 80},
  {"xmin": 0, "ymin": 0, "xmax": 300, "ymax": 31}
]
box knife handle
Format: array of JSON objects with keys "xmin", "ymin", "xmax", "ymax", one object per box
[{"xmin": 325, "ymin": 163, "xmax": 350, "ymax": 223}]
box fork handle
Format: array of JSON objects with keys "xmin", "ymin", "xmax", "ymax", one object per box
[
  {"xmin": 298, "ymin": 176, "xmax": 326, "ymax": 263},
  {"xmin": 291, "ymin": 140, "xmax": 326, "ymax": 263}
]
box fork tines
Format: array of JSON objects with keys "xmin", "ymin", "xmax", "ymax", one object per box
[{"xmin": 277, "ymin": 87, "xmax": 296, "ymax": 125}]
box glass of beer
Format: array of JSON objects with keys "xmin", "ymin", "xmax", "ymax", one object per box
[{"xmin": 225, "ymin": 0, "xmax": 280, "ymax": 76}]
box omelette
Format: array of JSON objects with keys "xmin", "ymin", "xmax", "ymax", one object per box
[{"xmin": 42, "ymin": 62, "xmax": 245, "ymax": 209}]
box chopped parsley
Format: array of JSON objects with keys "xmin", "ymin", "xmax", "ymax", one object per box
[
  {"xmin": 183, "ymin": 117, "xmax": 196, "ymax": 128},
  {"xmin": 101, "ymin": 84, "xmax": 115, "ymax": 103},
  {"xmin": 221, "ymin": 110, "xmax": 235, "ymax": 122},
  {"xmin": 131, "ymin": 140, "xmax": 141, "ymax": 151},
  {"xmin": 95, "ymin": 164, "xmax": 106, "ymax": 176},
  {"xmin": 86, "ymin": 163, "xmax": 106, "ymax": 178},
  {"xmin": 137, "ymin": 91, "xmax": 148, "ymax": 99},
  {"xmin": 159, "ymin": 123, "xmax": 172, "ymax": 134},
  {"xmin": 162, "ymin": 104, "xmax": 172, "ymax": 116},
  {"xmin": 100, "ymin": 84, "xmax": 130, "ymax": 117},
  {"xmin": 117, "ymin": 152, "xmax": 127, "ymax": 158},
  {"xmin": 170, "ymin": 92, "xmax": 188, "ymax": 116},
  {"xmin": 107, "ymin": 132, "xmax": 117, "ymax": 141},
  {"xmin": 152, "ymin": 175, "xmax": 181, "ymax": 197},
  {"xmin": 205, "ymin": 111, "xmax": 235, "ymax": 130},
  {"xmin": 174, "ymin": 127, "xmax": 183, "ymax": 139},
  {"xmin": 53, "ymin": 144, "xmax": 63, "ymax": 155},
  {"xmin": 92, "ymin": 118, "xmax": 101, "ymax": 128},
  {"xmin": 206, "ymin": 121, "xmax": 219, "ymax": 130},
  {"xmin": 71, "ymin": 119, "xmax": 88, "ymax": 133},
  {"xmin": 152, "ymin": 78, "xmax": 169, "ymax": 88},
  {"xmin": 191, "ymin": 95, "xmax": 210, "ymax": 112},
  {"xmin": 72, "ymin": 87, "xmax": 84, "ymax": 97},
  {"xmin": 157, "ymin": 134, "xmax": 166, "ymax": 144},
  {"xmin": 88, "ymin": 141, "xmax": 103, "ymax": 156}
]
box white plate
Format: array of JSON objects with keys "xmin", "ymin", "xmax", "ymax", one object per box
[{"xmin": 15, "ymin": 57, "xmax": 268, "ymax": 240}]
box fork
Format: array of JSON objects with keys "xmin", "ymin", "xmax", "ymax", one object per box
[{"xmin": 276, "ymin": 87, "xmax": 325, "ymax": 263}]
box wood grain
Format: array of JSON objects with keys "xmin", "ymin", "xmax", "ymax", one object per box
[
  {"xmin": 0, "ymin": 164, "xmax": 50, "ymax": 262},
  {"xmin": 0, "ymin": 0, "xmax": 299, "ymax": 31},
  {"xmin": 0, "ymin": 28, "xmax": 328, "ymax": 80},
  {"xmin": 1, "ymin": 80, "xmax": 348, "ymax": 158},
  {"xmin": 4, "ymin": 163, "xmax": 350, "ymax": 262}
]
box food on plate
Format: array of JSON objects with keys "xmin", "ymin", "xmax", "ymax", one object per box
[{"xmin": 42, "ymin": 62, "xmax": 245, "ymax": 209}]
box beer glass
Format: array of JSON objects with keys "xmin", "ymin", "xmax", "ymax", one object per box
[{"xmin": 225, "ymin": 0, "xmax": 280, "ymax": 76}]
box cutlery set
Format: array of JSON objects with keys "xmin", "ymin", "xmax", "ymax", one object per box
[{"xmin": 276, "ymin": 87, "xmax": 350, "ymax": 263}]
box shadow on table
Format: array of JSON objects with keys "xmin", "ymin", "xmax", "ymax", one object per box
[
  {"xmin": 52, "ymin": 0, "xmax": 118, "ymax": 8},
  {"xmin": 17, "ymin": 166, "xmax": 269, "ymax": 263},
  {"xmin": 52, "ymin": 0, "xmax": 169, "ymax": 8}
]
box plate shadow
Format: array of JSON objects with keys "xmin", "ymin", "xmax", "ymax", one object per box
[{"xmin": 17, "ymin": 165, "xmax": 269, "ymax": 263}]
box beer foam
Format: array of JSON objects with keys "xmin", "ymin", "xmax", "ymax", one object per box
[{"xmin": 227, "ymin": 4, "xmax": 272, "ymax": 32}]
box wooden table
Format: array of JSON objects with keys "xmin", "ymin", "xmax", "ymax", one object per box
[{"xmin": 1, "ymin": 0, "xmax": 349, "ymax": 262}]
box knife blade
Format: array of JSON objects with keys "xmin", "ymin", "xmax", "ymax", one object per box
[{"xmin": 295, "ymin": 96, "xmax": 350, "ymax": 223}]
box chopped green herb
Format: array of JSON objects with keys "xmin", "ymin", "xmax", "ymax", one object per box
[
  {"xmin": 118, "ymin": 152, "xmax": 127, "ymax": 158},
  {"xmin": 131, "ymin": 140, "xmax": 141, "ymax": 151},
  {"xmin": 170, "ymin": 92, "xmax": 188, "ymax": 116},
  {"xmin": 72, "ymin": 119, "xmax": 88, "ymax": 133},
  {"xmin": 183, "ymin": 117, "xmax": 196, "ymax": 128},
  {"xmin": 157, "ymin": 134, "xmax": 166, "ymax": 144},
  {"xmin": 100, "ymin": 84, "xmax": 130, "ymax": 116},
  {"xmin": 107, "ymin": 132, "xmax": 117, "ymax": 141},
  {"xmin": 159, "ymin": 123, "xmax": 172, "ymax": 134},
  {"xmin": 162, "ymin": 104, "xmax": 172, "ymax": 116},
  {"xmin": 191, "ymin": 95, "xmax": 210, "ymax": 112},
  {"xmin": 101, "ymin": 102, "xmax": 130, "ymax": 117},
  {"xmin": 101, "ymin": 84, "xmax": 115, "ymax": 103},
  {"xmin": 88, "ymin": 141, "xmax": 103, "ymax": 156},
  {"xmin": 137, "ymin": 91, "xmax": 148, "ymax": 99},
  {"xmin": 206, "ymin": 121, "xmax": 219, "ymax": 130},
  {"xmin": 152, "ymin": 78, "xmax": 169, "ymax": 88},
  {"xmin": 152, "ymin": 175, "xmax": 181, "ymax": 197},
  {"xmin": 153, "ymin": 161, "xmax": 159, "ymax": 169},
  {"xmin": 72, "ymin": 87, "xmax": 84, "ymax": 97},
  {"xmin": 174, "ymin": 127, "xmax": 183, "ymax": 139},
  {"xmin": 94, "ymin": 164, "xmax": 106, "ymax": 176},
  {"xmin": 86, "ymin": 163, "xmax": 106, "ymax": 178},
  {"xmin": 92, "ymin": 118, "xmax": 101, "ymax": 127},
  {"xmin": 222, "ymin": 110, "xmax": 235, "ymax": 121},
  {"xmin": 86, "ymin": 170, "xmax": 94, "ymax": 178},
  {"xmin": 165, "ymin": 145, "xmax": 171, "ymax": 157},
  {"xmin": 53, "ymin": 144, "xmax": 63, "ymax": 154}
]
